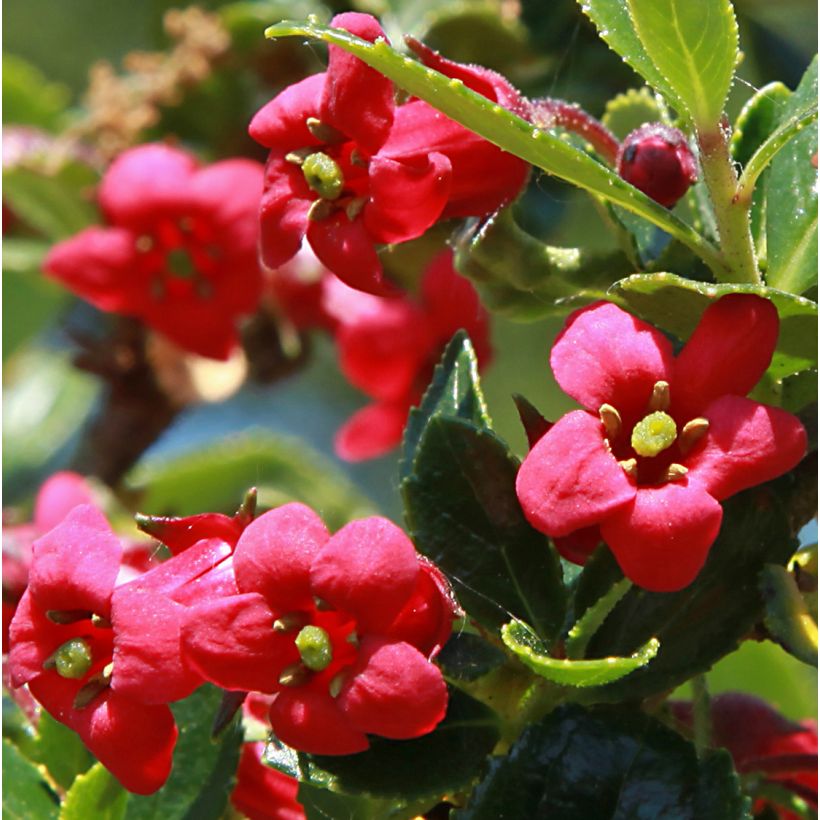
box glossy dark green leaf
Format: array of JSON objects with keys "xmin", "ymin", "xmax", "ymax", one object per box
[
  {"xmin": 30, "ymin": 712, "xmax": 94, "ymax": 791},
  {"xmin": 765, "ymin": 57, "xmax": 818, "ymax": 296},
  {"xmin": 609, "ymin": 272, "xmax": 818, "ymax": 378},
  {"xmin": 123, "ymin": 685, "xmax": 243, "ymax": 820},
  {"xmin": 265, "ymin": 689, "xmax": 500, "ymax": 801},
  {"xmin": 61, "ymin": 764, "xmax": 127, "ymax": 820},
  {"xmin": 3, "ymin": 738, "xmax": 60, "ymax": 820},
  {"xmin": 400, "ymin": 331, "xmax": 491, "ymax": 482},
  {"xmin": 760, "ymin": 564, "xmax": 818, "ymax": 667},
  {"xmin": 436, "ymin": 632, "xmax": 507, "ymax": 683},
  {"xmin": 781, "ymin": 369, "xmax": 818, "ymax": 413},
  {"xmin": 403, "ymin": 416, "xmax": 566, "ymax": 641},
  {"xmin": 731, "ymin": 83, "xmax": 792, "ymax": 168},
  {"xmin": 456, "ymin": 704, "xmax": 747, "ymax": 819},
  {"xmin": 579, "ymin": 488, "xmax": 796, "ymax": 702}
]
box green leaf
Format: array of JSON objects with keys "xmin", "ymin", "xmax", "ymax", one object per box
[
  {"xmin": 454, "ymin": 704, "xmax": 747, "ymax": 819},
  {"xmin": 402, "ymin": 416, "xmax": 566, "ymax": 641},
  {"xmin": 502, "ymin": 618, "xmax": 659, "ymax": 687},
  {"xmin": 400, "ymin": 331, "xmax": 490, "ymax": 482},
  {"xmin": 265, "ymin": 689, "xmax": 500, "ymax": 801},
  {"xmin": 781, "ymin": 369, "xmax": 818, "ymax": 413},
  {"xmin": 298, "ymin": 782, "xmax": 432, "ymax": 820},
  {"xmin": 731, "ymin": 83, "xmax": 793, "ymax": 169},
  {"xmin": 602, "ymin": 86, "xmax": 668, "ymax": 139},
  {"xmin": 29, "ymin": 712, "xmax": 94, "ymax": 791},
  {"xmin": 123, "ymin": 685, "xmax": 242, "ymax": 820},
  {"xmin": 2, "ymin": 738, "xmax": 60, "ymax": 820},
  {"xmin": 760, "ymin": 564, "xmax": 818, "ymax": 667},
  {"xmin": 565, "ymin": 578, "xmax": 632, "ymax": 659},
  {"xmin": 3, "ymin": 54, "xmax": 71, "ymax": 130},
  {"xmin": 627, "ymin": 0, "xmax": 738, "ymax": 126},
  {"xmin": 264, "ymin": 19, "xmax": 726, "ymax": 277},
  {"xmin": 436, "ymin": 632, "xmax": 507, "ymax": 683},
  {"xmin": 579, "ymin": 488, "xmax": 795, "ymax": 702},
  {"xmin": 765, "ymin": 57, "xmax": 818, "ymax": 296},
  {"xmin": 61, "ymin": 764, "xmax": 127, "ymax": 820},
  {"xmin": 126, "ymin": 431, "xmax": 374, "ymax": 532},
  {"xmin": 609, "ymin": 272, "xmax": 818, "ymax": 379}
]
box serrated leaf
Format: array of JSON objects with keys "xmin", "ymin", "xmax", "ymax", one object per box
[
  {"xmin": 402, "ymin": 416, "xmax": 566, "ymax": 641},
  {"xmin": 609, "ymin": 272, "xmax": 818, "ymax": 379},
  {"xmin": 760, "ymin": 564, "xmax": 818, "ymax": 667},
  {"xmin": 602, "ymin": 86, "xmax": 667, "ymax": 140},
  {"xmin": 126, "ymin": 431, "xmax": 374, "ymax": 532},
  {"xmin": 502, "ymin": 618, "xmax": 658, "ymax": 687},
  {"xmin": 400, "ymin": 331, "xmax": 490, "ymax": 482},
  {"xmin": 454, "ymin": 704, "xmax": 748, "ymax": 819},
  {"xmin": 579, "ymin": 488, "xmax": 795, "ymax": 702},
  {"xmin": 123, "ymin": 685, "xmax": 242, "ymax": 820},
  {"xmin": 765, "ymin": 57, "xmax": 818, "ymax": 296},
  {"xmin": 3, "ymin": 738, "xmax": 60, "ymax": 820},
  {"xmin": 61, "ymin": 764, "xmax": 127, "ymax": 820},
  {"xmin": 265, "ymin": 689, "xmax": 500, "ymax": 801},
  {"xmin": 265, "ymin": 19, "xmax": 726, "ymax": 277},
  {"xmin": 627, "ymin": 0, "xmax": 738, "ymax": 126}
]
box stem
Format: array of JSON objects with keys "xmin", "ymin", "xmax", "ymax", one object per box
[
  {"xmin": 691, "ymin": 673, "xmax": 712, "ymax": 757},
  {"xmin": 697, "ymin": 126, "xmax": 760, "ymax": 283},
  {"xmin": 531, "ymin": 98, "xmax": 621, "ymax": 164}
]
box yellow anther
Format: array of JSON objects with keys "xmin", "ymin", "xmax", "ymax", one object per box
[
  {"xmin": 278, "ymin": 663, "xmax": 311, "ymax": 688},
  {"xmin": 619, "ymin": 458, "xmax": 638, "ymax": 478},
  {"xmin": 664, "ymin": 463, "xmax": 689, "ymax": 482},
  {"xmin": 678, "ymin": 417, "xmax": 710, "ymax": 455},
  {"xmin": 307, "ymin": 199, "xmax": 335, "ymax": 222},
  {"xmin": 345, "ymin": 196, "xmax": 367, "ymax": 221},
  {"xmin": 599, "ymin": 404, "xmax": 622, "ymax": 440},
  {"xmin": 273, "ymin": 613, "xmax": 308, "ymax": 633},
  {"xmin": 631, "ymin": 411, "xmax": 677, "ymax": 458},
  {"xmin": 648, "ymin": 381, "xmax": 671, "ymax": 412},
  {"xmin": 329, "ymin": 673, "xmax": 346, "ymax": 698},
  {"xmin": 306, "ymin": 117, "xmax": 346, "ymax": 144}
]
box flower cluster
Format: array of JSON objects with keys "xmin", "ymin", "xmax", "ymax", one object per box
[{"xmin": 516, "ymin": 295, "xmax": 807, "ymax": 591}]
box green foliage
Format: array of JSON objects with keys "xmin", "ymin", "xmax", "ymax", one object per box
[
  {"xmin": 298, "ymin": 782, "xmax": 434, "ymax": 820},
  {"xmin": 60, "ymin": 764, "xmax": 127, "ymax": 820},
  {"xmin": 436, "ymin": 632, "xmax": 507, "ymax": 683},
  {"xmin": 454, "ymin": 704, "xmax": 748, "ymax": 819},
  {"xmin": 3, "ymin": 739, "xmax": 60, "ymax": 820},
  {"xmin": 602, "ymin": 86, "xmax": 667, "ymax": 139},
  {"xmin": 3, "ymin": 54, "xmax": 71, "ymax": 130},
  {"xmin": 760, "ymin": 564, "xmax": 818, "ymax": 667},
  {"xmin": 28, "ymin": 713, "xmax": 94, "ymax": 792}
]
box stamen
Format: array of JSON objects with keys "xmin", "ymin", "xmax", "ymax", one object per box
[
  {"xmin": 273, "ymin": 613, "xmax": 308, "ymax": 633},
  {"xmin": 678, "ymin": 418, "xmax": 710, "ymax": 455},
  {"xmin": 306, "ymin": 117, "xmax": 346, "ymax": 144},
  {"xmin": 295, "ymin": 625, "xmax": 333, "ymax": 672},
  {"xmin": 46, "ymin": 609, "xmax": 92, "ymax": 625},
  {"xmin": 349, "ymin": 149, "xmax": 367, "ymax": 167},
  {"xmin": 278, "ymin": 663, "xmax": 311, "ymax": 688},
  {"xmin": 599, "ymin": 404, "xmax": 622, "ymax": 440},
  {"xmin": 284, "ymin": 150, "xmax": 309, "ymax": 166},
  {"xmin": 307, "ymin": 199, "xmax": 335, "ymax": 222},
  {"xmin": 631, "ymin": 411, "xmax": 677, "ymax": 458},
  {"xmin": 91, "ymin": 614, "xmax": 112, "ymax": 629},
  {"xmin": 328, "ymin": 673, "xmax": 346, "ymax": 698},
  {"xmin": 619, "ymin": 458, "xmax": 638, "ymax": 479},
  {"xmin": 648, "ymin": 381, "xmax": 671, "ymax": 412},
  {"xmin": 664, "ymin": 463, "xmax": 689, "ymax": 482},
  {"xmin": 135, "ymin": 235, "xmax": 153, "ymax": 252},
  {"xmin": 313, "ymin": 596, "xmax": 334, "ymax": 612},
  {"xmin": 345, "ymin": 196, "xmax": 367, "ymax": 221},
  {"xmin": 73, "ymin": 670, "xmax": 112, "ymax": 710}
]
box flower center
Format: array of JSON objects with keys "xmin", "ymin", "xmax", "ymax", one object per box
[
  {"xmin": 295, "ymin": 625, "xmax": 333, "ymax": 672},
  {"xmin": 49, "ymin": 638, "xmax": 93, "ymax": 679},
  {"xmin": 166, "ymin": 248, "xmax": 196, "ymax": 279},
  {"xmin": 302, "ymin": 152, "xmax": 345, "ymax": 201},
  {"xmin": 631, "ymin": 411, "xmax": 678, "ymax": 457}
]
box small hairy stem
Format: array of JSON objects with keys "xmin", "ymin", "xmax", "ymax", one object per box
[
  {"xmin": 531, "ymin": 98, "xmax": 621, "ymax": 164},
  {"xmin": 691, "ymin": 673, "xmax": 712, "ymax": 757},
  {"xmin": 697, "ymin": 126, "xmax": 760, "ymax": 283}
]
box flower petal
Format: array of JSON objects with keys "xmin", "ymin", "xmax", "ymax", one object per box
[
  {"xmin": 34, "ymin": 472, "xmax": 95, "ymax": 533},
  {"xmin": 234, "ymin": 504, "xmax": 329, "ymax": 611},
  {"xmin": 363, "ymin": 152, "xmax": 451, "ymax": 244},
  {"xmin": 673, "ymin": 294, "xmax": 779, "ymax": 421},
  {"xmin": 600, "ymin": 481, "xmax": 723, "ymax": 592},
  {"xmin": 338, "ymin": 637, "xmax": 448, "ymax": 739},
  {"xmin": 685, "ymin": 395, "xmax": 808, "ymax": 501},
  {"xmin": 249, "ymin": 73, "xmax": 325, "ymax": 150},
  {"xmin": 320, "ymin": 13, "xmax": 394, "ymax": 154},
  {"xmin": 231, "ymin": 743, "xmax": 304, "ymax": 820},
  {"xmin": 181, "ymin": 593, "xmax": 297, "ymax": 693},
  {"xmin": 553, "ymin": 526, "xmax": 603, "ymax": 566},
  {"xmin": 550, "ymin": 301, "xmax": 675, "ymax": 421},
  {"xmin": 259, "ymin": 156, "xmax": 312, "ymax": 272},
  {"xmin": 269, "ymin": 688, "xmax": 369, "ymax": 754},
  {"xmin": 515, "ymin": 410, "xmax": 636, "ymax": 537},
  {"xmin": 311, "ymin": 517, "xmax": 419, "ymax": 633},
  {"xmin": 28, "ymin": 505, "xmax": 122, "ymax": 617},
  {"xmin": 335, "ymin": 402, "xmax": 410, "ymax": 462}
]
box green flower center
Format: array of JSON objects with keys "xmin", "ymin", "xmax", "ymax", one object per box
[
  {"xmin": 51, "ymin": 638, "xmax": 93, "ymax": 680},
  {"xmin": 166, "ymin": 248, "xmax": 196, "ymax": 279},
  {"xmin": 295, "ymin": 625, "xmax": 333, "ymax": 672},
  {"xmin": 631, "ymin": 411, "xmax": 678, "ymax": 458},
  {"xmin": 302, "ymin": 152, "xmax": 345, "ymax": 200}
]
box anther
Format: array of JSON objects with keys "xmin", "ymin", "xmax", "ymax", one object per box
[
  {"xmin": 345, "ymin": 196, "xmax": 367, "ymax": 221},
  {"xmin": 599, "ymin": 404, "xmax": 622, "ymax": 440},
  {"xmin": 306, "ymin": 117, "xmax": 346, "ymax": 144},
  {"xmin": 91, "ymin": 614, "xmax": 112, "ymax": 629},
  {"xmin": 328, "ymin": 673, "xmax": 346, "ymax": 698},
  {"xmin": 278, "ymin": 663, "xmax": 311, "ymax": 688},
  {"xmin": 135, "ymin": 235, "xmax": 153, "ymax": 252},
  {"xmin": 46, "ymin": 610, "xmax": 92, "ymax": 625},
  {"xmin": 273, "ymin": 613, "xmax": 308, "ymax": 633},
  {"xmin": 678, "ymin": 418, "xmax": 710, "ymax": 455},
  {"xmin": 648, "ymin": 381, "xmax": 670, "ymax": 412},
  {"xmin": 664, "ymin": 463, "xmax": 689, "ymax": 482},
  {"xmin": 619, "ymin": 458, "xmax": 638, "ymax": 478},
  {"xmin": 349, "ymin": 149, "xmax": 367, "ymax": 167},
  {"xmin": 307, "ymin": 199, "xmax": 335, "ymax": 222},
  {"xmin": 284, "ymin": 150, "xmax": 310, "ymax": 166},
  {"xmin": 313, "ymin": 596, "xmax": 334, "ymax": 612}
]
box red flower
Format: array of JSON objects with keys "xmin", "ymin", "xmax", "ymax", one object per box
[
  {"xmin": 249, "ymin": 13, "xmax": 529, "ymax": 295},
  {"xmin": 332, "ymin": 249, "xmax": 492, "ymax": 461},
  {"xmin": 232, "ymin": 743, "xmax": 305, "ymax": 820},
  {"xmin": 516, "ymin": 295, "xmax": 807, "ymax": 592},
  {"xmin": 44, "ymin": 143, "xmax": 264, "ymax": 360},
  {"xmin": 181, "ymin": 503, "xmax": 457, "ymax": 755},
  {"xmin": 671, "ymin": 693, "xmax": 817, "ymax": 819},
  {"xmin": 8, "ymin": 505, "xmax": 232, "ymax": 793}
]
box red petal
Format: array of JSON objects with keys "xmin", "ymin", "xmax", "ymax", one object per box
[
  {"xmin": 311, "ymin": 517, "xmax": 419, "ymax": 633},
  {"xmin": 600, "ymin": 481, "xmax": 723, "ymax": 592},
  {"xmin": 8, "ymin": 590, "xmax": 63, "ymax": 686},
  {"xmin": 553, "ymin": 526, "xmax": 603, "ymax": 566},
  {"xmin": 550, "ymin": 301, "xmax": 674, "ymax": 422},
  {"xmin": 181, "ymin": 593, "xmax": 296, "ymax": 693},
  {"xmin": 515, "ymin": 410, "xmax": 636, "ymax": 537},
  {"xmin": 28, "ymin": 505, "xmax": 121, "ymax": 617},
  {"xmin": 338, "ymin": 637, "xmax": 448, "ymax": 739},
  {"xmin": 142, "ymin": 298, "xmax": 241, "ymax": 360},
  {"xmin": 673, "ymin": 294, "xmax": 780, "ymax": 421},
  {"xmin": 685, "ymin": 395, "xmax": 808, "ymax": 501},
  {"xmin": 44, "ymin": 227, "xmax": 148, "ymax": 314},
  {"xmin": 234, "ymin": 504, "xmax": 329, "ymax": 612},
  {"xmin": 321, "ymin": 13, "xmax": 394, "ymax": 154},
  {"xmin": 34, "ymin": 472, "xmax": 95, "ymax": 533},
  {"xmin": 363, "ymin": 152, "xmax": 451, "ymax": 244},
  {"xmin": 334, "ymin": 402, "xmax": 410, "ymax": 462},
  {"xmin": 306, "ymin": 212, "xmax": 390, "ymax": 295},
  {"xmin": 99, "ymin": 143, "xmax": 197, "ymax": 230},
  {"xmin": 259, "ymin": 156, "xmax": 312, "ymax": 271},
  {"xmin": 231, "ymin": 743, "xmax": 304, "ymax": 820},
  {"xmin": 136, "ymin": 512, "xmax": 242, "ymax": 556},
  {"xmin": 249, "ymin": 73, "xmax": 325, "ymax": 150},
  {"xmin": 269, "ymin": 688, "xmax": 368, "ymax": 754}
]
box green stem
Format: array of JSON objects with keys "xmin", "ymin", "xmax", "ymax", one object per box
[
  {"xmin": 697, "ymin": 126, "xmax": 760, "ymax": 283},
  {"xmin": 691, "ymin": 673, "xmax": 712, "ymax": 757}
]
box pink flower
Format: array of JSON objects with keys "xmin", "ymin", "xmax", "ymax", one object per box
[
  {"xmin": 44, "ymin": 143, "xmax": 265, "ymax": 360},
  {"xmin": 516, "ymin": 295, "xmax": 807, "ymax": 592},
  {"xmin": 249, "ymin": 13, "xmax": 529, "ymax": 295},
  {"xmin": 332, "ymin": 249, "xmax": 492, "ymax": 461},
  {"xmin": 8, "ymin": 505, "xmax": 232, "ymax": 793},
  {"xmin": 181, "ymin": 503, "xmax": 457, "ymax": 755}
]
